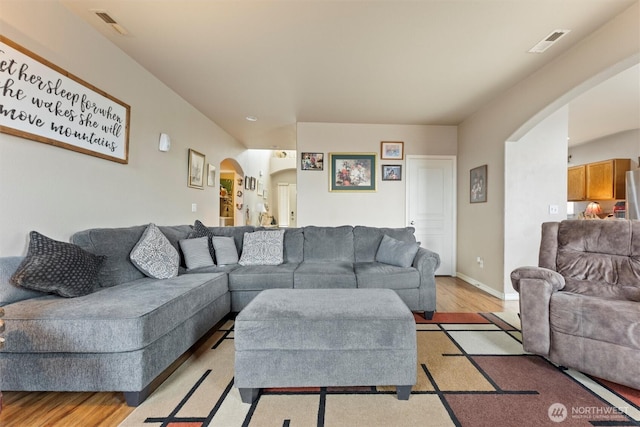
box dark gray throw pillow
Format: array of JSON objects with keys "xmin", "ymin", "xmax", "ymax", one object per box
[
  {"xmin": 10, "ymin": 231, "xmax": 105, "ymax": 297},
  {"xmin": 375, "ymin": 234, "xmax": 420, "ymax": 268}
]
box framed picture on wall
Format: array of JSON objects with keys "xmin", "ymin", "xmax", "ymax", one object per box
[
  {"xmin": 207, "ymin": 164, "xmax": 216, "ymax": 187},
  {"xmin": 188, "ymin": 149, "xmax": 205, "ymax": 190},
  {"xmin": 380, "ymin": 141, "xmax": 404, "ymax": 160},
  {"xmin": 470, "ymin": 164, "xmax": 487, "ymax": 203},
  {"xmin": 382, "ymin": 165, "xmax": 402, "ymax": 181},
  {"xmin": 329, "ymin": 152, "xmax": 377, "ymax": 192},
  {"xmin": 301, "ymin": 152, "xmax": 324, "ymax": 170}
]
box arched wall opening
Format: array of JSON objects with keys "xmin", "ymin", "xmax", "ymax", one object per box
[
  {"xmin": 503, "ymin": 56, "xmax": 640, "ymax": 295},
  {"xmin": 220, "ymin": 158, "xmax": 245, "ymax": 226}
]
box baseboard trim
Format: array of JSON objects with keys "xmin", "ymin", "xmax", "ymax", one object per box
[{"xmin": 456, "ymin": 273, "xmax": 520, "ymax": 301}]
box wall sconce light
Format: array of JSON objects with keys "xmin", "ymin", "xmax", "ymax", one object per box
[{"xmin": 158, "ymin": 133, "xmax": 171, "ymax": 152}]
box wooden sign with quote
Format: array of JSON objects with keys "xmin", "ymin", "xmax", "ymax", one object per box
[{"xmin": 0, "ymin": 36, "xmax": 130, "ymax": 164}]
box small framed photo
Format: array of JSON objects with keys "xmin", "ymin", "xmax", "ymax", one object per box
[
  {"xmin": 329, "ymin": 152, "xmax": 377, "ymax": 192},
  {"xmin": 188, "ymin": 149, "xmax": 205, "ymax": 190},
  {"xmin": 380, "ymin": 141, "xmax": 404, "ymax": 160},
  {"xmin": 470, "ymin": 164, "xmax": 488, "ymax": 203},
  {"xmin": 250, "ymin": 177, "xmax": 256, "ymax": 191},
  {"xmin": 301, "ymin": 152, "xmax": 324, "ymax": 170},
  {"xmin": 382, "ymin": 165, "xmax": 402, "ymax": 181},
  {"xmin": 207, "ymin": 164, "xmax": 216, "ymax": 187},
  {"xmin": 245, "ymin": 177, "xmax": 251, "ymax": 190}
]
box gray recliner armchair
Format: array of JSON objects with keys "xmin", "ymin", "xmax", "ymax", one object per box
[{"xmin": 511, "ymin": 219, "xmax": 640, "ymax": 390}]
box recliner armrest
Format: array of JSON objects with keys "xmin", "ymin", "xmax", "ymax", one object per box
[
  {"xmin": 510, "ymin": 266, "xmax": 565, "ymax": 293},
  {"xmin": 510, "ymin": 266, "xmax": 565, "ymax": 356}
]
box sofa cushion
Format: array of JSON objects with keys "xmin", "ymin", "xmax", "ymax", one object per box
[
  {"xmin": 354, "ymin": 262, "xmax": 420, "ymax": 290},
  {"xmin": 294, "ymin": 262, "xmax": 356, "ymax": 288},
  {"xmin": 302, "ymin": 226, "xmax": 354, "ymax": 262},
  {"xmin": 550, "ymin": 291, "xmax": 640, "ymax": 351},
  {"xmin": 556, "ymin": 220, "xmax": 640, "ymax": 299},
  {"xmin": 353, "ymin": 226, "xmax": 417, "ymax": 262},
  {"xmin": 10, "ymin": 231, "xmax": 105, "ymax": 298},
  {"xmin": 1, "ymin": 272, "xmax": 229, "ymax": 353},
  {"xmin": 179, "ymin": 237, "xmax": 215, "ymax": 270},
  {"xmin": 229, "ymin": 263, "xmax": 297, "ymax": 291},
  {"xmin": 275, "ymin": 227, "xmax": 303, "ymax": 264},
  {"xmin": 212, "ymin": 236, "xmax": 239, "ymax": 265},
  {"xmin": 72, "ymin": 225, "xmax": 148, "ymax": 288},
  {"xmin": 375, "ymin": 234, "xmax": 420, "ymax": 268},
  {"xmin": 0, "ymin": 257, "xmax": 44, "ymax": 305},
  {"xmin": 130, "ymin": 224, "xmax": 179, "ymax": 279},
  {"xmin": 239, "ymin": 230, "xmax": 285, "ymax": 266}
]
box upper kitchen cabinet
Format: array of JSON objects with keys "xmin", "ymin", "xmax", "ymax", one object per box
[
  {"xmin": 585, "ymin": 159, "xmax": 631, "ymax": 200},
  {"xmin": 567, "ymin": 165, "xmax": 586, "ymax": 201}
]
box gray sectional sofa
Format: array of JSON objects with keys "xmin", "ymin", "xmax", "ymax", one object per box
[{"xmin": 0, "ymin": 223, "xmax": 439, "ymax": 406}]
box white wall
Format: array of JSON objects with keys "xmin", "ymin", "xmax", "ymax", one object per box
[
  {"xmin": 457, "ymin": 2, "xmax": 639, "ymax": 296},
  {"xmin": 235, "ymin": 149, "xmax": 275, "ymax": 226},
  {"xmin": 0, "ymin": 2, "xmax": 246, "ymax": 255},
  {"xmin": 503, "ymin": 107, "xmax": 569, "ymax": 298},
  {"xmin": 296, "ymin": 123, "xmax": 457, "ymax": 226},
  {"xmin": 569, "ymin": 129, "xmax": 639, "ymax": 167}
]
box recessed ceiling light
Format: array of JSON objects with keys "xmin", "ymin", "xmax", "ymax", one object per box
[{"xmin": 245, "ymin": 116, "xmax": 258, "ymax": 122}]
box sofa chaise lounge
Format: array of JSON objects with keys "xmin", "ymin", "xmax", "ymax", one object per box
[{"xmin": 0, "ymin": 222, "xmax": 439, "ymax": 405}]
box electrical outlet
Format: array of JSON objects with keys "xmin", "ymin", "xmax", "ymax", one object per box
[
  {"xmin": 191, "ymin": 203, "xmax": 197, "ymax": 213},
  {"xmin": 549, "ymin": 204, "xmax": 559, "ymax": 215}
]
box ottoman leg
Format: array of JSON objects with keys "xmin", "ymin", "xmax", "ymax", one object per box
[
  {"xmin": 396, "ymin": 385, "xmax": 412, "ymax": 400},
  {"xmin": 239, "ymin": 387, "xmax": 260, "ymax": 404}
]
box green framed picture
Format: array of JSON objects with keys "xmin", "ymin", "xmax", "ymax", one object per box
[{"xmin": 329, "ymin": 152, "xmax": 377, "ymax": 192}]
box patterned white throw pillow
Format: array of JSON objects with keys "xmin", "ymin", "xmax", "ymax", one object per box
[
  {"xmin": 238, "ymin": 230, "xmax": 285, "ymax": 266},
  {"xmin": 130, "ymin": 223, "xmax": 179, "ymax": 279}
]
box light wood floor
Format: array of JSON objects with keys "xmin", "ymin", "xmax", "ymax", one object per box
[{"xmin": 0, "ymin": 277, "xmax": 519, "ymax": 427}]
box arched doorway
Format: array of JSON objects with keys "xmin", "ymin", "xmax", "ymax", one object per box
[{"xmin": 220, "ymin": 158, "xmax": 244, "ymax": 226}]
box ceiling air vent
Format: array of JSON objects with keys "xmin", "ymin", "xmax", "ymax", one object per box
[
  {"xmin": 528, "ymin": 29, "xmax": 570, "ymax": 53},
  {"xmin": 92, "ymin": 9, "xmax": 129, "ymax": 35}
]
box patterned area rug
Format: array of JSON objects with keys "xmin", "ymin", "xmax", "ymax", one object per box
[{"xmin": 120, "ymin": 312, "xmax": 640, "ymax": 426}]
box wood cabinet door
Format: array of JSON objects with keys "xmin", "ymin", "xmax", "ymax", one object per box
[
  {"xmin": 567, "ymin": 165, "xmax": 586, "ymax": 201},
  {"xmin": 586, "ymin": 160, "xmax": 614, "ymax": 200}
]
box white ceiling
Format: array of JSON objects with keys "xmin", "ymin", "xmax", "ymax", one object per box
[{"xmin": 60, "ymin": 0, "xmax": 639, "ymax": 150}]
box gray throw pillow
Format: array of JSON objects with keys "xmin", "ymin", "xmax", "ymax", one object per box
[
  {"xmin": 179, "ymin": 237, "xmax": 215, "ymax": 270},
  {"xmin": 375, "ymin": 234, "xmax": 420, "ymax": 268},
  {"xmin": 10, "ymin": 231, "xmax": 105, "ymax": 298},
  {"xmin": 130, "ymin": 223, "xmax": 179, "ymax": 279},
  {"xmin": 212, "ymin": 236, "xmax": 239, "ymax": 265},
  {"xmin": 239, "ymin": 229, "xmax": 285, "ymax": 266},
  {"xmin": 189, "ymin": 220, "xmax": 216, "ymax": 260}
]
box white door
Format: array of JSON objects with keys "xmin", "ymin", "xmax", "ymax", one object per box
[
  {"xmin": 406, "ymin": 156, "xmax": 456, "ymax": 275},
  {"xmin": 288, "ymin": 183, "xmax": 297, "ymax": 227},
  {"xmin": 277, "ymin": 183, "xmax": 290, "ymax": 227}
]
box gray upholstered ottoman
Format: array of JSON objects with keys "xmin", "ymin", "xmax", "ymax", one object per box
[{"xmin": 234, "ymin": 288, "xmax": 416, "ymax": 403}]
